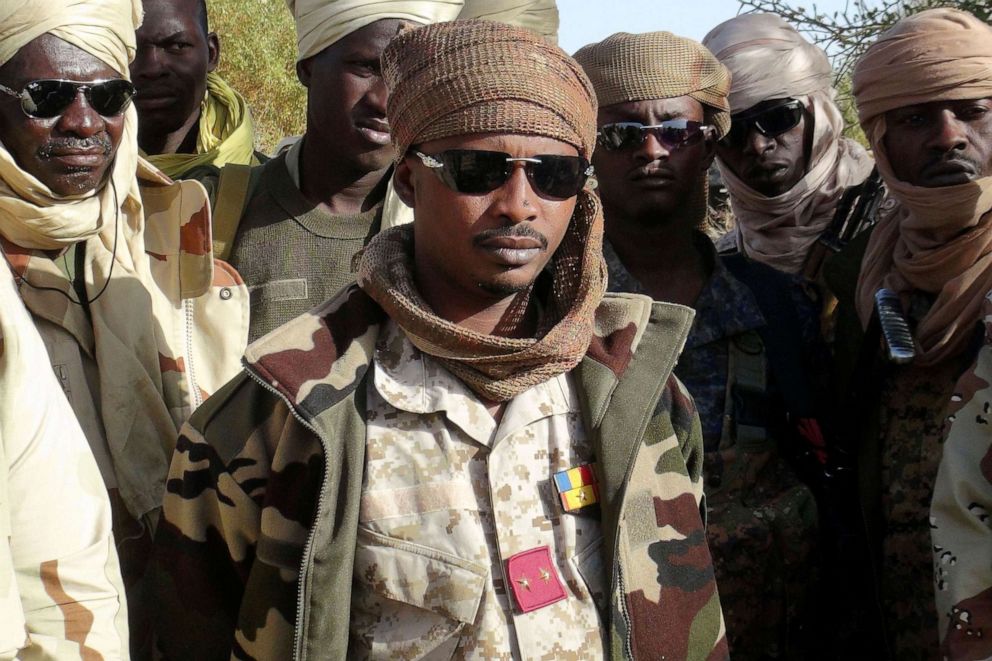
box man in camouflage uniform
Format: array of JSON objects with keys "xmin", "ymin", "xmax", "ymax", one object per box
[
  {"xmin": 931, "ymin": 291, "xmax": 992, "ymax": 661},
  {"xmin": 153, "ymin": 20, "xmax": 728, "ymax": 660},
  {"xmin": 574, "ymin": 32, "xmax": 829, "ymax": 659},
  {"xmin": 824, "ymin": 8, "xmax": 992, "ymax": 657},
  {"xmin": 0, "ymin": 0, "xmax": 249, "ymax": 656},
  {"xmin": 0, "ymin": 248, "xmax": 128, "ymax": 658}
]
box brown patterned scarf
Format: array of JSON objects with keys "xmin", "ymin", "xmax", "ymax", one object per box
[{"xmin": 359, "ymin": 190, "xmax": 606, "ymax": 402}]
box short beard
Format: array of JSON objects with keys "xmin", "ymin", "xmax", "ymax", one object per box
[{"xmin": 477, "ymin": 279, "xmax": 532, "ymax": 297}]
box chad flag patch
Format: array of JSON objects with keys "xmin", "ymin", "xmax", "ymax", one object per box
[{"xmin": 553, "ymin": 464, "xmax": 599, "ymax": 513}]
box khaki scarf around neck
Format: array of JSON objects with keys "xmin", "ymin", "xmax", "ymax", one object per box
[
  {"xmin": 358, "ymin": 190, "xmax": 607, "ymax": 402},
  {"xmin": 853, "ymin": 8, "xmax": 992, "ymax": 366},
  {"xmin": 0, "ymin": 0, "xmax": 180, "ymax": 519},
  {"xmin": 720, "ymin": 91, "xmax": 873, "ymax": 274}
]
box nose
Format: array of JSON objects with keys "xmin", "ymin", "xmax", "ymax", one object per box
[
  {"xmin": 489, "ymin": 163, "xmax": 538, "ymax": 224},
  {"xmin": 928, "ymin": 109, "xmax": 969, "ymax": 154},
  {"xmin": 55, "ymin": 90, "xmax": 105, "ymax": 138},
  {"xmin": 365, "ymin": 75, "xmax": 388, "ymax": 116},
  {"xmin": 633, "ymin": 130, "xmax": 669, "ymax": 164},
  {"xmin": 744, "ymin": 126, "xmax": 775, "ymax": 155}
]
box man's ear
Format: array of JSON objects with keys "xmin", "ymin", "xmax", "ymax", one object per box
[
  {"xmin": 393, "ymin": 158, "xmax": 416, "ymax": 208},
  {"xmin": 700, "ymin": 136, "xmax": 717, "ymax": 171},
  {"xmin": 297, "ymin": 57, "xmax": 312, "ymax": 88},
  {"xmin": 206, "ymin": 32, "xmax": 220, "ymax": 73}
]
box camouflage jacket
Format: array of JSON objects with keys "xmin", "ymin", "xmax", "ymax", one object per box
[
  {"xmin": 931, "ymin": 291, "xmax": 992, "ymax": 661},
  {"xmin": 0, "ymin": 266, "xmax": 128, "ymax": 659},
  {"xmin": 153, "ymin": 286, "xmax": 729, "ymax": 660},
  {"xmin": 4, "ymin": 160, "xmax": 249, "ymax": 660}
]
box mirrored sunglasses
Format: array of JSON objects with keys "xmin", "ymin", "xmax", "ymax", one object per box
[
  {"xmin": 0, "ymin": 78, "xmax": 136, "ymax": 119},
  {"xmin": 596, "ymin": 120, "xmax": 714, "ymax": 152},
  {"xmin": 413, "ymin": 149, "xmax": 594, "ymax": 199},
  {"xmin": 722, "ymin": 99, "xmax": 804, "ymax": 148}
]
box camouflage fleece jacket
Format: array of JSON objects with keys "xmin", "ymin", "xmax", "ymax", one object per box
[
  {"xmin": 931, "ymin": 291, "xmax": 992, "ymax": 661},
  {"xmin": 153, "ymin": 285, "xmax": 729, "ymax": 660}
]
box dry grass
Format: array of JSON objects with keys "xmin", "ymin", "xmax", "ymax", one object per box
[{"xmin": 208, "ymin": 0, "xmax": 306, "ymax": 154}]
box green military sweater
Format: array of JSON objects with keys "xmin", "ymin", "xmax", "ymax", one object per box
[{"xmin": 227, "ymin": 153, "xmax": 381, "ymax": 342}]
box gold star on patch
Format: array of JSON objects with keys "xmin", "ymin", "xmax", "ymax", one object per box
[
  {"xmin": 539, "ymin": 567, "xmax": 551, "ymax": 583},
  {"xmin": 517, "ymin": 575, "xmax": 531, "ymax": 591}
]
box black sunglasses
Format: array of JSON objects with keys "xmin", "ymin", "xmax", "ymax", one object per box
[
  {"xmin": 596, "ymin": 119, "xmax": 714, "ymax": 152},
  {"xmin": 722, "ymin": 99, "xmax": 804, "ymax": 148},
  {"xmin": 0, "ymin": 78, "xmax": 136, "ymax": 119},
  {"xmin": 413, "ymin": 149, "xmax": 593, "ymax": 199}
]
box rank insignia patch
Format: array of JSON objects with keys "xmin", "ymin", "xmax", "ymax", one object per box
[
  {"xmin": 553, "ymin": 463, "xmax": 599, "ymax": 513},
  {"xmin": 506, "ymin": 546, "xmax": 566, "ymax": 613}
]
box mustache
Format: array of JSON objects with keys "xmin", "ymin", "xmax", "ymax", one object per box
[
  {"xmin": 923, "ymin": 153, "xmax": 981, "ymax": 172},
  {"xmin": 38, "ymin": 135, "xmax": 113, "ymax": 159},
  {"xmin": 472, "ymin": 225, "xmax": 549, "ymax": 250}
]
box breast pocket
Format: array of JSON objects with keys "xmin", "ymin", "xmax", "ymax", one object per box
[
  {"xmin": 349, "ymin": 527, "xmax": 488, "ymax": 660},
  {"xmin": 571, "ymin": 536, "xmax": 608, "ymax": 613}
]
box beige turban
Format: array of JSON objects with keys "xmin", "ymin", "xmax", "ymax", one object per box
[
  {"xmin": 0, "ymin": 0, "xmax": 140, "ymax": 75},
  {"xmin": 703, "ymin": 13, "xmax": 873, "ymax": 275},
  {"xmin": 703, "ymin": 13, "xmax": 832, "ymax": 114},
  {"xmin": 853, "ymin": 8, "xmax": 992, "ymax": 366},
  {"xmin": 459, "ymin": 0, "xmax": 558, "ymax": 43},
  {"xmin": 383, "ymin": 19, "xmax": 598, "ymax": 159},
  {"xmin": 287, "ymin": 0, "xmax": 463, "ymax": 62},
  {"xmin": 573, "ymin": 31, "xmax": 732, "ymax": 138}
]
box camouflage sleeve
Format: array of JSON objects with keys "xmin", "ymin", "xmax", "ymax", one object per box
[
  {"xmin": 610, "ymin": 373, "xmax": 728, "ymax": 660},
  {"xmin": 1, "ymin": 342, "xmax": 128, "ymax": 658},
  {"xmin": 666, "ymin": 374, "xmax": 706, "ymax": 510},
  {"xmin": 153, "ymin": 373, "xmax": 309, "ymax": 660},
  {"xmin": 931, "ymin": 302, "xmax": 992, "ymax": 661}
]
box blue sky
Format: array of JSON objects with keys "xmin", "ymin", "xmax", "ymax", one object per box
[{"xmin": 557, "ymin": 0, "xmax": 853, "ymax": 54}]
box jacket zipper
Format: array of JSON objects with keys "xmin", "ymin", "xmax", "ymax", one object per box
[
  {"xmin": 244, "ymin": 366, "xmax": 326, "ymax": 661},
  {"xmin": 612, "ymin": 450, "xmax": 638, "ymax": 659},
  {"xmin": 183, "ymin": 300, "xmax": 203, "ymax": 409}
]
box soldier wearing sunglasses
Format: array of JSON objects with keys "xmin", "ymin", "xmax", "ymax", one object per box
[
  {"xmin": 153, "ymin": 20, "xmax": 728, "ymax": 660},
  {"xmin": 0, "ymin": 0, "xmax": 250, "ymax": 657},
  {"xmin": 703, "ymin": 15, "xmax": 874, "ymax": 281},
  {"xmin": 577, "ymin": 31, "xmax": 833, "ymax": 660}
]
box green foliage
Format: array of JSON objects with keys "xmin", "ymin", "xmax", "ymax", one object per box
[{"xmin": 208, "ymin": 0, "xmax": 306, "ymax": 154}]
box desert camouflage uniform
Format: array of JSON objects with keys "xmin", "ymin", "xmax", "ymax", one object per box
[
  {"xmin": 931, "ymin": 291, "xmax": 992, "ymax": 661},
  {"xmin": 825, "ymin": 223, "xmax": 983, "ymax": 659},
  {"xmin": 605, "ymin": 234, "xmax": 823, "ymax": 659},
  {"xmin": 0, "ymin": 266, "xmax": 128, "ymax": 659},
  {"xmin": 3, "ymin": 160, "xmax": 249, "ymax": 659},
  {"xmin": 153, "ymin": 285, "xmax": 729, "ymax": 660},
  {"xmin": 354, "ymin": 320, "xmax": 604, "ymax": 659}
]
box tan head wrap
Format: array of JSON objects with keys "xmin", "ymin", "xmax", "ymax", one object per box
[
  {"xmin": 574, "ymin": 31, "xmax": 729, "ymax": 232},
  {"xmin": 572, "ymin": 31, "xmax": 732, "ymax": 138},
  {"xmin": 458, "ymin": 0, "xmax": 559, "ymax": 43},
  {"xmin": 0, "ymin": 0, "xmax": 187, "ymax": 519},
  {"xmin": 703, "ymin": 14, "xmax": 873, "ymax": 274},
  {"xmin": 287, "ymin": 0, "xmax": 463, "ymax": 62},
  {"xmin": 383, "ymin": 19, "xmax": 598, "ymax": 159},
  {"xmin": 853, "ymin": 8, "xmax": 992, "ymax": 366},
  {"xmin": 362, "ymin": 20, "xmax": 605, "ymax": 402}
]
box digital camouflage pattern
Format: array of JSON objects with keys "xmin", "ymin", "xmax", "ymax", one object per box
[
  {"xmin": 4, "ymin": 160, "xmax": 249, "ymax": 659},
  {"xmin": 931, "ymin": 291, "xmax": 992, "ymax": 661},
  {"xmin": 354, "ymin": 320, "xmax": 604, "ymax": 658},
  {"xmin": 605, "ymin": 235, "xmax": 822, "ymax": 659},
  {"xmin": 862, "ymin": 288, "xmax": 977, "ymax": 659},
  {"xmin": 153, "ymin": 285, "xmax": 729, "ymax": 660}
]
